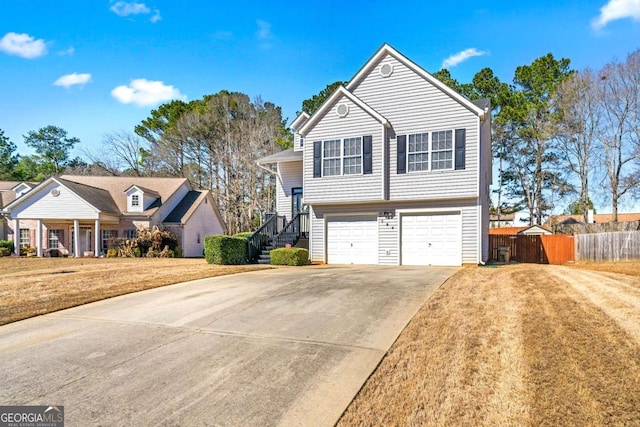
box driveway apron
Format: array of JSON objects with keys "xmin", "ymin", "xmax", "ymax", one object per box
[{"xmin": 0, "ymin": 265, "xmax": 456, "ymax": 426}]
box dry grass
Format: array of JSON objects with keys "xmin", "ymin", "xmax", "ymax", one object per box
[
  {"xmin": 0, "ymin": 257, "xmax": 269, "ymax": 326},
  {"xmin": 571, "ymin": 260, "xmax": 640, "ymax": 278},
  {"xmin": 338, "ymin": 264, "xmax": 640, "ymax": 426}
]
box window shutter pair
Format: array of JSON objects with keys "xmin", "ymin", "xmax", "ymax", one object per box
[
  {"xmin": 312, "ymin": 136, "xmax": 373, "ymax": 177},
  {"xmin": 395, "ymin": 129, "xmax": 466, "ymax": 174}
]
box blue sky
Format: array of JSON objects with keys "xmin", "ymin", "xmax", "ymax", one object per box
[{"xmin": 1, "ymin": 0, "xmax": 639, "ymax": 161}]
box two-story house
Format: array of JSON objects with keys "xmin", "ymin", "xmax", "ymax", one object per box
[
  {"xmin": 2, "ymin": 175, "xmax": 225, "ymax": 257},
  {"xmin": 258, "ymin": 44, "xmax": 491, "ymax": 266}
]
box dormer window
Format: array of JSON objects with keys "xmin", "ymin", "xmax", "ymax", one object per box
[{"xmin": 131, "ymin": 194, "xmax": 140, "ymax": 207}]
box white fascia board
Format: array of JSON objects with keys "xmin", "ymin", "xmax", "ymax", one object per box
[
  {"xmin": 346, "ymin": 44, "xmax": 485, "ymax": 119},
  {"xmin": 290, "ymin": 112, "xmax": 310, "ymax": 130},
  {"xmin": 299, "ymin": 86, "xmax": 390, "ymax": 136}
]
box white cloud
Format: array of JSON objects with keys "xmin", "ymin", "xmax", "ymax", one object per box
[
  {"xmin": 0, "ymin": 32, "xmax": 47, "ymax": 58},
  {"xmin": 111, "ymin": 78, "xmax": 186, "ymax": 106},
  {"xmin": 442, "ymin": 48, "xmax": 487, "ymax": 69},
  {"xmin": 110, "ymin": 1, "xmax": 150, "ymax": 16},
  {"xmin": 150, "ymin": 9, "xmax": 161, "ymax": 23},
  {"xmin": 256, "ymin": 20, "xmax": 272, "ymax": 39},
  {"xmin": 57, "ymin": 46, "xmax": 75, "ymax": 56},
  {"xmin": 53, "ymin": 73, "xmax": 92, "ymax": 89},
  {"xmin": 592, "ymin": 0, "xmax": 640, "ymax": 29}
]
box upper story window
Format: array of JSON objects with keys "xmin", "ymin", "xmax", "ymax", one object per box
[
  {"xmin": 131, "ymin": 194, "xmax": 140, "ymax": 207},
  {"xmin": 323, "ymin": 139, "xmax": 342, "ymax": 176},
  {"xmin": 408, "ymin": 133, "xmax": 429, "ymax": 172},
  {"xmin": 407, "ymin": 130, "xmax": 453, "ymax": 172},
  {"xmin": 322, "ymin": 137, "xmax": 362, "ymax": 176},
  {"xmin": 300, "ymin": 138, "xmax": 304, "ymax": 147},
  {"xmin": 431, "ymin": 130, "xmax": 453, "ymax": 170}
]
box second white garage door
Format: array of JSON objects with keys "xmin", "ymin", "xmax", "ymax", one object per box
[
  {"xmin": 401, "ymin": 213, "xmax": 462, "ymax": 266},
  {"xmin": 327, "ymin": 216, "xmax": 378, "ymax": 264}
]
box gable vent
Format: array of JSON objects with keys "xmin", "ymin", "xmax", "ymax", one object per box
[
  {"xmin": 50, "ymin": 188, "xmax": 60, "ymax": 197},
  {"xmin": 380, "ymin": 62, "xmax": 394, "ymax": 77},
  {"xmin": 336, "ymin": 103, "xmax": 349, "ymax": 118}
]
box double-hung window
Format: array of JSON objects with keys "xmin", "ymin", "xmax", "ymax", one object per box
[
  {"xmin": 322, "ymin": 138, "xmax": 363, "ymax": 176},
  {"xmin": 342, "ymin": 137, "xmax": 362, "ymax": 175},
  {"xmin": 322, "ymin": 139, "xmax": 342, "ymax": 176},
  {"xmin": 19, "ymin": 228, "xmax": 30, "ymax": 248},
  {"xmin": 431, "ymin": 130, "xmax": 453, "ymax": 170},
  {"xmin": 408, "ymin": 133, "xmax": 429, "ymax": 172},
  {"xmin": 131, "ymin": 194, "xmax": 140, "ymax": 207}
]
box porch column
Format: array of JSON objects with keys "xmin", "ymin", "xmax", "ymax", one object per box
[
  {"xmin": 36, "ymin": 219, "xmax": 43, "ymax": 257},
  {"xmin": 94, "ymin": 219, "xmax": 100, "ymax": 257},
  {"xmin": 13, "ymin": 218, "xmax": 19, "ymax": 256},
  {"xmin": 74, "ymin": 219, "xmax": 80, "ymax": 258}
]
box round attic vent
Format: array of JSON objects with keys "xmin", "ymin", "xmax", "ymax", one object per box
[
  {"xmin": 50, "ymin": 188, "xmax": 60, "ymax": 197},
  {"xmin": 336, "ymin": 103, "xmax": 349, "ymax": 118},
  {"xmin": 380, "ymin": 62, "xmax": 394, "ymax": 77}
]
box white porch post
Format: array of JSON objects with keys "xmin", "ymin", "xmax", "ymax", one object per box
[
  {"xmin": 36, "ymin": 219, "xmax": 43, "ymax": 257},
  {"xmin": 74, "ymin": 219, "xmax": 80, "ymax": 258},
  {"xmin": 94, "ymin": 219, "xmax": 100, "ymax": 257},
  {"xmin": 13, "ymin": 218, "xmax": 19, "ymax": 256}
]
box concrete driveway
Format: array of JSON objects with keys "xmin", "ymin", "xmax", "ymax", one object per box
[{"xmin": 0, "ymin": 265, "xmax": 456, "ymax": 426}]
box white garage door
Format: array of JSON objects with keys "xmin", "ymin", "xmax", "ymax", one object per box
[
  {"xmin": 401, "ymin": 213, "xmax": 462, "ymax": 266},
  {"xmin": 327, "ymin": 216, "xmax": 378, "ymax": 264}
]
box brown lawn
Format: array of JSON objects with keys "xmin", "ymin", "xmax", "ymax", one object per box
[
  {"xmin": 339, "ymin": 263, "xmax": 640, "ymax": 426},
  {"xmin": 0, "ymin": 257, "xmax": 269, "ymax": 326}
]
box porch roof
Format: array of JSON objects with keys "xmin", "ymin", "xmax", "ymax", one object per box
[{"xmin": 257, "ymin": 148, "xmax": 303, "ymax": 164}]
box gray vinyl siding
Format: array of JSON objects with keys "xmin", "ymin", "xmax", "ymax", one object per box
[
  {"xmin": 352, "ymin": 54, "xmax": 480, "ymax": 201},
  {"xmin": 310, "ymin": 199, "xmax": 480, "ymax": 264},
  {"xmin": 276, "ymin": 161, "xmax": 303, "ymax": 221},
  {"xmin": 303, "ymin": 96, "xmax": 383, "ymax": 204}
]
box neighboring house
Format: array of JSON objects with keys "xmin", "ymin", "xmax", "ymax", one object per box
[
  {"xmin": 550, "ymin": 212, "xmax": 640, "ymax": 225},
  {"xmin": 0, "ymin": 181, "xmax": 37, "ymax": 241},
  {"xmin": 1, "ymin": 175, "xmax": 225, "ymax": 257},
  {"xmin": 489, "ymin": 210, "xmax": 529, "ymax": 228},
  {"xmin": 489, "ymin": 225, "xmax": 552, "ymax": 236},
  {"xmin": 258, "ymin": 44, "xmax": 492, "ymax": 266}
]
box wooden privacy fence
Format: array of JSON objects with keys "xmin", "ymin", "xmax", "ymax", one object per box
[
  {"xmin": 576, "ymin": 231, "xmax": 640, "ymax": 262},
  {"xmin": 489, "ymin": 234, "xmax": 575, "ymax": 265}
]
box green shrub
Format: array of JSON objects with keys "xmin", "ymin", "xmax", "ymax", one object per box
[
  {"xmin": 232, "ymin": 232, "xmax": 253, "ymax": 240},
  {"xmin": 204, "ymin": 235, "xmax": 247, "ymax": 265},
  {"xmin": 0, "ymin": 240, "xmax": 14, "ymax": 254},
  {"xmin": 0, "ymin": 247, "xmax": 10, "ymax": 257},
  {"xmin": 174, "ymin": 246, "xmax": 183, "ymax": 258},
  {"xmin": 106, "ymin": 249, "xmax": 118, "ymax": 258},
  {"xmin": 132, "ymin": 247, "xmax": 141, "ymax": 258},
  {"xmin": 270, "ymin": 248, "xmax": 309, "ymax": 266}
]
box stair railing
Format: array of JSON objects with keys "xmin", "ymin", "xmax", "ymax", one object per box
[
  {"xmin": 247, "ymin": 213, "xmax": 278, "ymax": 263},
  {"xmin": 273, "ymin": 212, "xmax": 310, "ymax": 248}
]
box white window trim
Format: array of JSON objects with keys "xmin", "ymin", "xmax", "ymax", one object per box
[
  {"xmin": 48, "ymin": 229, "xmax": 62, "ymax": 249},
  {"xmin": 131, "ymin": 194, "xmax": 140, "ymax": 207},
  {"xmin": 322, "ymin": 137, "xmax": 363, "ymax": 177},
  {"xmin": 406, "ymin": 129, "xmax": 454, "ymax": 173}
]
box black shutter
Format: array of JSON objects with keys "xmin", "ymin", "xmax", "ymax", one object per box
[
  {"xmin": 455, "ymin": 129, "xmax": 466, "ymax": 170},
  {"xmin": 363, "ymin": 135, "xmax": 372, "ymax": 175},
  {"xmin": 313, "ymin": 141, "xmax": 322, "ymax": 178},
  {"xmin": 397, "ymin": 135, "xmax": 406, "ymax": 174}
]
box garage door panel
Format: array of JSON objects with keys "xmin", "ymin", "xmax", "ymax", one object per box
[
  {"xmin": 401, "ymin": 213, "xmax": 461, "ymax": 266},
  {"xmin": 327, "ymin": 216, "xmax": 378, "ymax": 265}
]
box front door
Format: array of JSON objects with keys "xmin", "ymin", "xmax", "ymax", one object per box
[
  {"xmin": 71, "ymin": 227, "xmax": 92, "ymax": 256},
  {"xmin": 292, "ymin": 187, "xmax": 303, "ymax": 218}
]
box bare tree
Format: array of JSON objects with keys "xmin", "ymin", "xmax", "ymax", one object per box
[
  {"xmin": 553, "ymin": 69, "xmax": 599, "ymax": 222},
  {"xmin": 597, "ymin": 50, "xmax": 640, "ymax": 221}
]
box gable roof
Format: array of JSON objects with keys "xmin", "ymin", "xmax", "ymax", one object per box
[
  {"xmin": 163, "ymin": 190, "xmax": 226, "ymax": 232},
  {"xmin": 299, "ymin": 86, "xmax": 390, "ymax": 136},
  {"xmin": 59, "ymin": 175, "xmax": 188, "ymax": 216},
  {"xmin": 124, "ymin": 184, "xmax": 161, "ymax": 198},
  {"xmin": 290, "ymin": 112, "xmax": 310, "ymax": 131},
  {"xmin": 57, "ymin": 178, "xmax": 120, "ymax": 214},
  {"xmin": 346, "ymin": 43, "xmax": 486, "ymax": 119}
]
